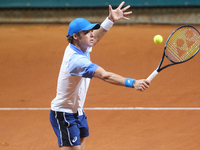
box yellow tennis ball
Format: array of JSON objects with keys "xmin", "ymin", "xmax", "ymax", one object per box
[{"xmin": 153, "ymin": 35, "xmax": 163, "ymax": 44}]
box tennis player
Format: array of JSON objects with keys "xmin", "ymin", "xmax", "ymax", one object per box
[{"xmin": 50, "ymin": 1, "xmax": 150, "ymax": 150}]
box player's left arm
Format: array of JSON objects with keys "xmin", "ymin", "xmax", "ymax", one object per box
[{"xmin": 93, "ymin": 1, "xmax": 132, "ymax": 45}]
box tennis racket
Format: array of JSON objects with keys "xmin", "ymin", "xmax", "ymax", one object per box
[{"xmin": 147, "ymin": 25, "xmax": 200, "ymax": 82}]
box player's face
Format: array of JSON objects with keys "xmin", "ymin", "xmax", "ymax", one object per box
[{"xmin": 77, "ymin": 29, "xmax": 94, "ymax": 51}]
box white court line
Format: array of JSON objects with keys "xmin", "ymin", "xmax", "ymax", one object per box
[
  {"xmin": 84, "ymin": 107, "xmax": 200, "ymax": 110},
  {"xmin": 0, "ymin": 108, "xmax": 50, "ymax": 110},
  {"xmin": 0, "ymin": 107, "xmax": 200, "ymax": 110}
]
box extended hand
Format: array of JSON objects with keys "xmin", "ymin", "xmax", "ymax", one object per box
[{"xmin": 108, "ymin": 1, "xmax": 132, "ymax": 22}]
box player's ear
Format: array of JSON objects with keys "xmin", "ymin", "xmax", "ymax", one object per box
[{"xmin": 73, "ymin": 33, "xmax": 78, "ymax": 40}]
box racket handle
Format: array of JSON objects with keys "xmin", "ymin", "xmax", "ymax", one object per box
[{"xmin": 146, "ymin": 70, "xmax": 158, "ymax": 82}]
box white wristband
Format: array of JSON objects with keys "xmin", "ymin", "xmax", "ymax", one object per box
[{"xmin": 101, "ymin": 17, "xmax": 114, "ymax": 31}]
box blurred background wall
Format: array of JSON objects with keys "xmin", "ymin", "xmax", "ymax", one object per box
[{"xmin": 0, "ymin": 0, "xmax": 200, "ymax": 24}]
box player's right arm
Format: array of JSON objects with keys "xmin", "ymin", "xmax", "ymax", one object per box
[{"xmin": 93, "ymin": 66, "xmax": 150, "ymax": 91}]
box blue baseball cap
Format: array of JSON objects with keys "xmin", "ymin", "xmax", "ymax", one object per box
[{"xmin": 67, "ymin": 18, "xmax": 100, "ymax": 36}]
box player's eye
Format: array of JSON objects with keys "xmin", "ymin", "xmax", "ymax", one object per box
[
  {"xmin": 83, "ymin": 30, "xmax": 93, "ymax": 35},
  {"xmin": 82, "ymin": 31, "xmax": 88, "ymax": 35}
]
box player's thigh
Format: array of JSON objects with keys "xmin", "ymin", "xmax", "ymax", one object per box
[{"xmin": 80, "ymin": 138, "xmax": 86, "ymax": 150}]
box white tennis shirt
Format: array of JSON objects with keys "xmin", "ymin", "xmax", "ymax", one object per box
[{"xmin": 51, "ymin": 43, "xmax": 99, "ymax": 115}]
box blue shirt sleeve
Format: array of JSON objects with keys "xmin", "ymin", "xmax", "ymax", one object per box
[
  {"xmin": 68, "ymin": 54, "xmax": 99, "ymax": 79},
  {"xmin": 82, "ymin": 63, "xmax": 99, "ymax": 78}
]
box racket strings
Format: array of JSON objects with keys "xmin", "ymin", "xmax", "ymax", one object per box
[{"xmin": 166, "ymin": 27, "xmax": 200, "ymax": 63}]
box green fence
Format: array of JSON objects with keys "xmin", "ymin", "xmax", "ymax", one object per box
[{"xmin": 0, "ymin": 0, "xmax": 200, "ymax": 8}]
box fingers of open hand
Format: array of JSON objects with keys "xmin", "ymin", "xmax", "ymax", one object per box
[
  {"xmin": 118, "ymin": 1, "xmax": 125, "ymax": 9},
  {"xmin": 123, "ymin": 11, "xmax": 132, "ymax": 16},
  {"xmin": 121, "ymin": 5, "xmax": 132, "ymax": 19},
  {"xmin": 122, "ymin": 5, "xmax": 131, "ymax": 12},
  {"xmin": 111, "ymin": 1, "xmax": 132, "ymax": 21}
]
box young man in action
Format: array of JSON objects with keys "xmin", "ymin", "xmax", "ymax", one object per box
[{"xmin": 50, "ymin": 1, "xmax": 150, "ymax": 150}]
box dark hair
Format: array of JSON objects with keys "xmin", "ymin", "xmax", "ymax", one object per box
[{"xmin": 67, "ymin": 31, "xmax": 82, "ymax": 44}]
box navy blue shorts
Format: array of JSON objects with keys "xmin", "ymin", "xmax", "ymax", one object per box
[{"xmin": 50, "ymin": 110, "xmax": 89, "ymax": 147}]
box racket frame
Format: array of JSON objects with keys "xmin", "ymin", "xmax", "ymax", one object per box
[
  {"xmin": 147, "ymin": 25, "xmax": 200, "ymax": 81},
  {"xmin": 159, "ymin": 25, "xmax": 200, "ymax": 72}
]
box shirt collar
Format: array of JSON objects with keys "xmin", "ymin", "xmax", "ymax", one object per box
[{"xmin": 70, "ymin": 43, "xmax": 91, "ymax": 55}]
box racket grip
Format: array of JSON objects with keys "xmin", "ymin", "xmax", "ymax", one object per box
[{"xmin": 146, "ymin": 70, "xmax": 158, "ymax": 82}]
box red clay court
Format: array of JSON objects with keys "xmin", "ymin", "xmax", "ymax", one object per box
[{"xmin": 0, "ymin": 24, "xmax": 200, "ymax": 150}]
